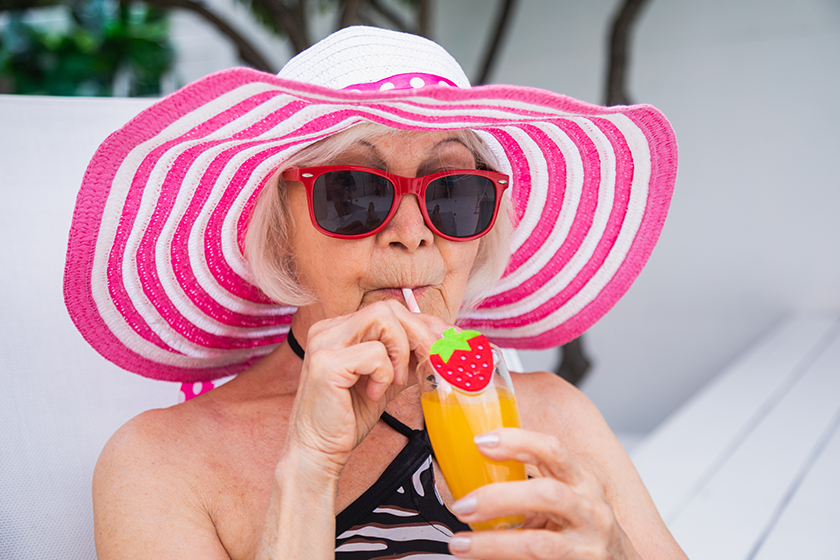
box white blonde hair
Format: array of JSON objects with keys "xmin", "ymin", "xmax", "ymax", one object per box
[{"xmin": 244, "ymin": 123, "xmax": 513, "ymax": 311}]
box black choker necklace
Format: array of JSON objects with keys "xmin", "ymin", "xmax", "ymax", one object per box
[{"xmin": 286, "ymin": 328, "xmax": 305, "ymax": 360}]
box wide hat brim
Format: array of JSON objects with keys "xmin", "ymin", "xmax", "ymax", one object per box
[{"xmin": 64, "ymin": 67, "xmax": 677, "ymax": 383}]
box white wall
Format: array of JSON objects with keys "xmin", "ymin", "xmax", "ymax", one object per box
[
  {"xmin": 433, "ymin": 0, "xmax": 840, "ymax": 435},
  {"xmin": 124, "ymin": 0, "xmax": 840, "ymax": 435},
  {"xmin": 589, "ymin": 0, "xmax": 840, "ymax": 433},
  {"xmin": 487, "ymin": 0, "xmax": 840, "ymax": 434}
]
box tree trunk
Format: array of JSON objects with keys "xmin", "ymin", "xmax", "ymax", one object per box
[
  {"xmin": 605, "ymin": 0, "xmax": 650, "ymax": 105},
  {"xmin": 474, "ymin": 0, "xmax": 518, "ymax": 85},
  {"xmin": 144, "ymin": 0, "xmax": 275, "ymax": 72},
  {"xmin": 555, "ymin": 337, "xmax": 593, "ymax": 387},
  {"xmin": 339, "ymin": 0, "xmax": 366, "ymax": 28},
  {"xmin": 256, "ymin": 0, "xmax": 311, "ymax": 55},
  {"xmin": 417, "ymin": 0, "xmax": 430, "ymax": 38}
]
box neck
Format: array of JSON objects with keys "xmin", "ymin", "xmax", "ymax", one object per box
[
  {"xmin": 384, "ymin": 384, "xmax": 425, "ymax": 430},
  {"xmin": 288, "ymin": 307, "xmax": 319, "ymax": 353}
]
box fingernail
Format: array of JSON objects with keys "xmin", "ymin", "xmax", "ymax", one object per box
[
  {"xmin": 451, "ymin": 494, "xmax": 477, "ymax": 515},
  {"xmin": 449, "ymin": 536, "xmax": 471, "ymax": 553},
  {"xmin": 474, "ymin": 432, "xmax": 499, "ymax": 447}
]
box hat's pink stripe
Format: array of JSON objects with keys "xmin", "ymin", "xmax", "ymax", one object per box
[
  {"xmin": 478, "ymin": 128, "xmax": 532, "ymax": 226},
  {"xmin": 170, "ymin": 142, "xmax": 272, "ymax": 309},
  {"xmin": 268, "ymin": 69, "xmax": 626, "ymax": 118},
  {"xmin": 479, "ymin": 120, "xmax": 599, "ymax": 308},
  {"xmin": 166, "ymin": 109, "xmax": 384, "ymax": 329},
  {"xmin": 64, "ymin": 72, "xmax": 284, "ymax": 377},
  {"xmin": 104, "ymin": 90, "xmax": 289, "ymax": 351},
  {"xmin": 491, "ymin": 124, "xmax": 569, "ymax": 276},
  {"xmin": 115, "ymin": 91, "xmax": 320, "ymax": 340},
  {"xmin": 136, "ymin": 110, "xmax": 336, "ymax": 338},
  {"xmin": 161, "ymin": 104, "xmax": 400, "ymax": 311},
  {"xmin": 140, "ymin": 142, "xmax": 288, "ymax": 335},
  {"xmin": 199, "ymin": 111, "xmax": 392, "ymax": 303},
  {"xmin": 483, "ymin": 108, "xmax": 676, "ymax": 349},
  {"xmin": 178, "ymin": 102, "xmax": 348, "ymax": 304},
  {"xmin": 235, "ymin": 130, "xmax": 349, "ymax": 253},
  {"xmin": 208, "ymin": 111, "xmax": 388, "ymax": 298},
  {"xmin": 465, "ymin": 116, "xmax": 631, "ymax": 327},
  {"xmin": 154, "ymin": 108, "xmax": 394, "ymax": 326}
]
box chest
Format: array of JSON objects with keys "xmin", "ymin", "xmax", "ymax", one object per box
[{"xmin": 201, "ymin": 422, "xmax": 413, "ymax": 560}]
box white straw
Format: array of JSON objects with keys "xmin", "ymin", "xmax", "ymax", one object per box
[{"xmin": 402, "ymin": 288, "xmax": 421, "ymax": 313}]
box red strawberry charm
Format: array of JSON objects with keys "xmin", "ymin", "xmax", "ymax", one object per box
[{"xmin": 429, "ymin": 328, "xmax": 494, "ymax": 393}]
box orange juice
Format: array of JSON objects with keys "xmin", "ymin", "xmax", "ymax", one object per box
[{"xmin": 421, "ymin": 386, "xmax": 526, "ymax": 530}]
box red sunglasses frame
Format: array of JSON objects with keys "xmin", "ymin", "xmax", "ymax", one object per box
[{"xmin": 282, "ymin": 165, "xmax": 510, "ymax": 241}]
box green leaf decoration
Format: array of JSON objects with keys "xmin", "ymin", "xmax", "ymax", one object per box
[{"xmin": 429, "ymin": 328, "xmax": 482, "ymax": 363}]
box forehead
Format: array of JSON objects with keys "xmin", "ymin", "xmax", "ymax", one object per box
[{"xmin": 338, "ymin": 129, "xmax": 475, "ymax": 165}]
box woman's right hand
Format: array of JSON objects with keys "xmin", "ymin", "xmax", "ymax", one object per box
[
  {"xmin": 260, "ymin": 300, "xmax": 446, "ymax": 560},
  {"xmin": 283, "ymin": 299, "xmax": 444, "ymax": 476}
]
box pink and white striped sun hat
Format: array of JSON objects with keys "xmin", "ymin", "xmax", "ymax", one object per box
[{"xmin": 64, "ymin": 26, "xmax": 677, "ymax": 383}]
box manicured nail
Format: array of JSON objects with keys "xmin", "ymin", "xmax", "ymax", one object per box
[
  {"xmin": 449, "ymin": 536, "xmax": 471, "ymax": 553},
  {"xmin": 452, "ymin": 495, "xmax": 477, "ymax": 515},
  {"xmin": 474, "ymin": 432, "xmax": 500, "ymax": 447}
]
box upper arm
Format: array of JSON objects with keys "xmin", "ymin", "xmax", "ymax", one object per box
[
  {"xmin": 92, "ymin": 411, "xmax": 231, "ymax": 560},
  {"xmin": 515, "ymin": 372, "xmax": 687, "ymax": 559}
]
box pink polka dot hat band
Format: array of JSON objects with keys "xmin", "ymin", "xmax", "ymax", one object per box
[{"xmin": 64, "ymin": 26, "xmax": 678, "ymax": 383}]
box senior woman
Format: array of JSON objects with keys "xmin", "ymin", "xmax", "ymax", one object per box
[{"xmin": 65, "ymin": 27, "xmax": 683, "ymax": 559}]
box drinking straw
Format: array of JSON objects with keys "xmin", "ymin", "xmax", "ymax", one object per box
[{"xmin": 402, "ymin": 288, "xmax": 421, "ymax": 313}]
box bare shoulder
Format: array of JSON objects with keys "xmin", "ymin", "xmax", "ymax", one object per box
[
  {"xmin": 512, "ymin": 370, "xmax": 632, "ymax": 492},
  {"xmin": 93, "ymin": 401, "xmax": 231, "ymax": 559},
  {"xmin": 512, "ymin": 370, "xmax": 616, "ymax": 450},
  {"xmin": 95, "ymin": 400, "xmax": 217, "ymax": 487},
  {"xmin": 512, "ymin": 371, "xmax": 687, "ymax": 559}
]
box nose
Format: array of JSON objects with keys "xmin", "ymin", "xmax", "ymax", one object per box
[{"xmin": 377, "ymin": 194, "xmax": 434, "ymax": 250}]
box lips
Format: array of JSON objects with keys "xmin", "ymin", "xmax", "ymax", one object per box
[
  {"xmin": 373, "ymin": 286, "xmax": 425, "ymax": 299},
  {"xmin": 365, "ymin": 284, "xmax": 431, "ymax": 305}
]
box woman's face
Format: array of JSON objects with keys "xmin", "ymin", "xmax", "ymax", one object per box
[{"xmin": 286, "ymin": 130, "xmax": 482, "ymax": 324}]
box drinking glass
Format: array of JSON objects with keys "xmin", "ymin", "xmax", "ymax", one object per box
[{"xmin": 419, "ymin": 342, "xmax": 526, "ymax": 530}]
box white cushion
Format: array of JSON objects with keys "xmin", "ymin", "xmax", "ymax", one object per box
[{"xmin": 0, "ymin": 95, "xmax": 177, "ymax": 560}]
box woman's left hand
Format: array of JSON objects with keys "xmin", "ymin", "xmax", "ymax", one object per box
[{"xmin": 447, "ymin": 428, "xmax": 643, "ymax": 560}]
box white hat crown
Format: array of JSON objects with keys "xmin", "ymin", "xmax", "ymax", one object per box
[{"xmin": 277, "ymin": 26, "xmax": 471, "ymax": 90}]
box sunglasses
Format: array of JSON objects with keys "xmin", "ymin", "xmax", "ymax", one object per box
[{"xmin": 282, "ymin": 165, "xmax": 509, "ymax": 241}]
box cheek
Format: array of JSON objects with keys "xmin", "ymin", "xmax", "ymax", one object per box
[
  {"xmin": 293, "ymin": 232, "xmax": 365, "ymax": 295},
  {"xmin": 287, "ymin": 187, "xmax": 343, "ymax": 289},
  {"xmin": 448, "ymin": 241, "xmax": 481, "ymax": 279},
  {"xmin": 288, "ymin": 225, "xmax": 370, "ymax": 312},
  {"xmin": 439, "ymin": 240, "xmax": 481, "ymax": 306}
]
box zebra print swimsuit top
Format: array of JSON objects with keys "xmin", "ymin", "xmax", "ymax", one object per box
[{"xmin": 334, "ymin": 412, "xmax": 471, "ymax": 559}]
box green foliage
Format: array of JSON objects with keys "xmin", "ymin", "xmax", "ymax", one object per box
[
  {"xmin": 0, "ymin": 0, "xmax": 174, "ymax": 96},
  {"xmin": 237, "ymin": 0, "xmax": 285, "ymax": 39}
]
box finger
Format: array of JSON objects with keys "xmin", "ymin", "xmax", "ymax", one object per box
[
  {"xmin": 370, "ymin": 300, "xmax": 449, "ymax": 362},
  {"xmin": 474, "ymin": 428, "xmax": 585, "ymax": 485},
  {"xmin": 306, "ymin": 301, "xmax": 449, "ymax": 387},
  {"xmin": 351, "ymin": 301, "xmax": 449, "ymax": 380},
  {"xmin": 308, "ymin": 303, "xmax": 413, "ymax": 385},
  {"xmin": 449, "ymin": 529, "xmax": 576, "ymax": 560},
  {"xmin": 353, "ymin": 341, "xmax": 399, "ymax": 402},
  {"xmin": 451, "ymin": 477, "xmax": 588, "ymax": 529},
  {"xmin": 306, "ymin": 341, "xmax": 395, "ymax": 402}
]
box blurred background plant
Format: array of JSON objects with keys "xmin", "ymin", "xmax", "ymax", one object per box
[
  {"xmin": 0, "ymin": 0, "xmax": 174, "ymax": 95},
  {"xmin": 0, "ymin": 0, "xmax": 517, "ymax": 96}
]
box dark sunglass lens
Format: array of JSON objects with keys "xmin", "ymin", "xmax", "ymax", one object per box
[
  {"xmin": 425, "ymin": 175, "xmax": 497, "ymax": 237},
  {"xmin": 312, "ymin": 170, "xmax": 394, "ymax": 235}
]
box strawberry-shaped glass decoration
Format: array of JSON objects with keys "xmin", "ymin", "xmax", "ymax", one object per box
[{"xmin": 429, "ymin": 328, "xmax": 494, "ymax": 393}]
